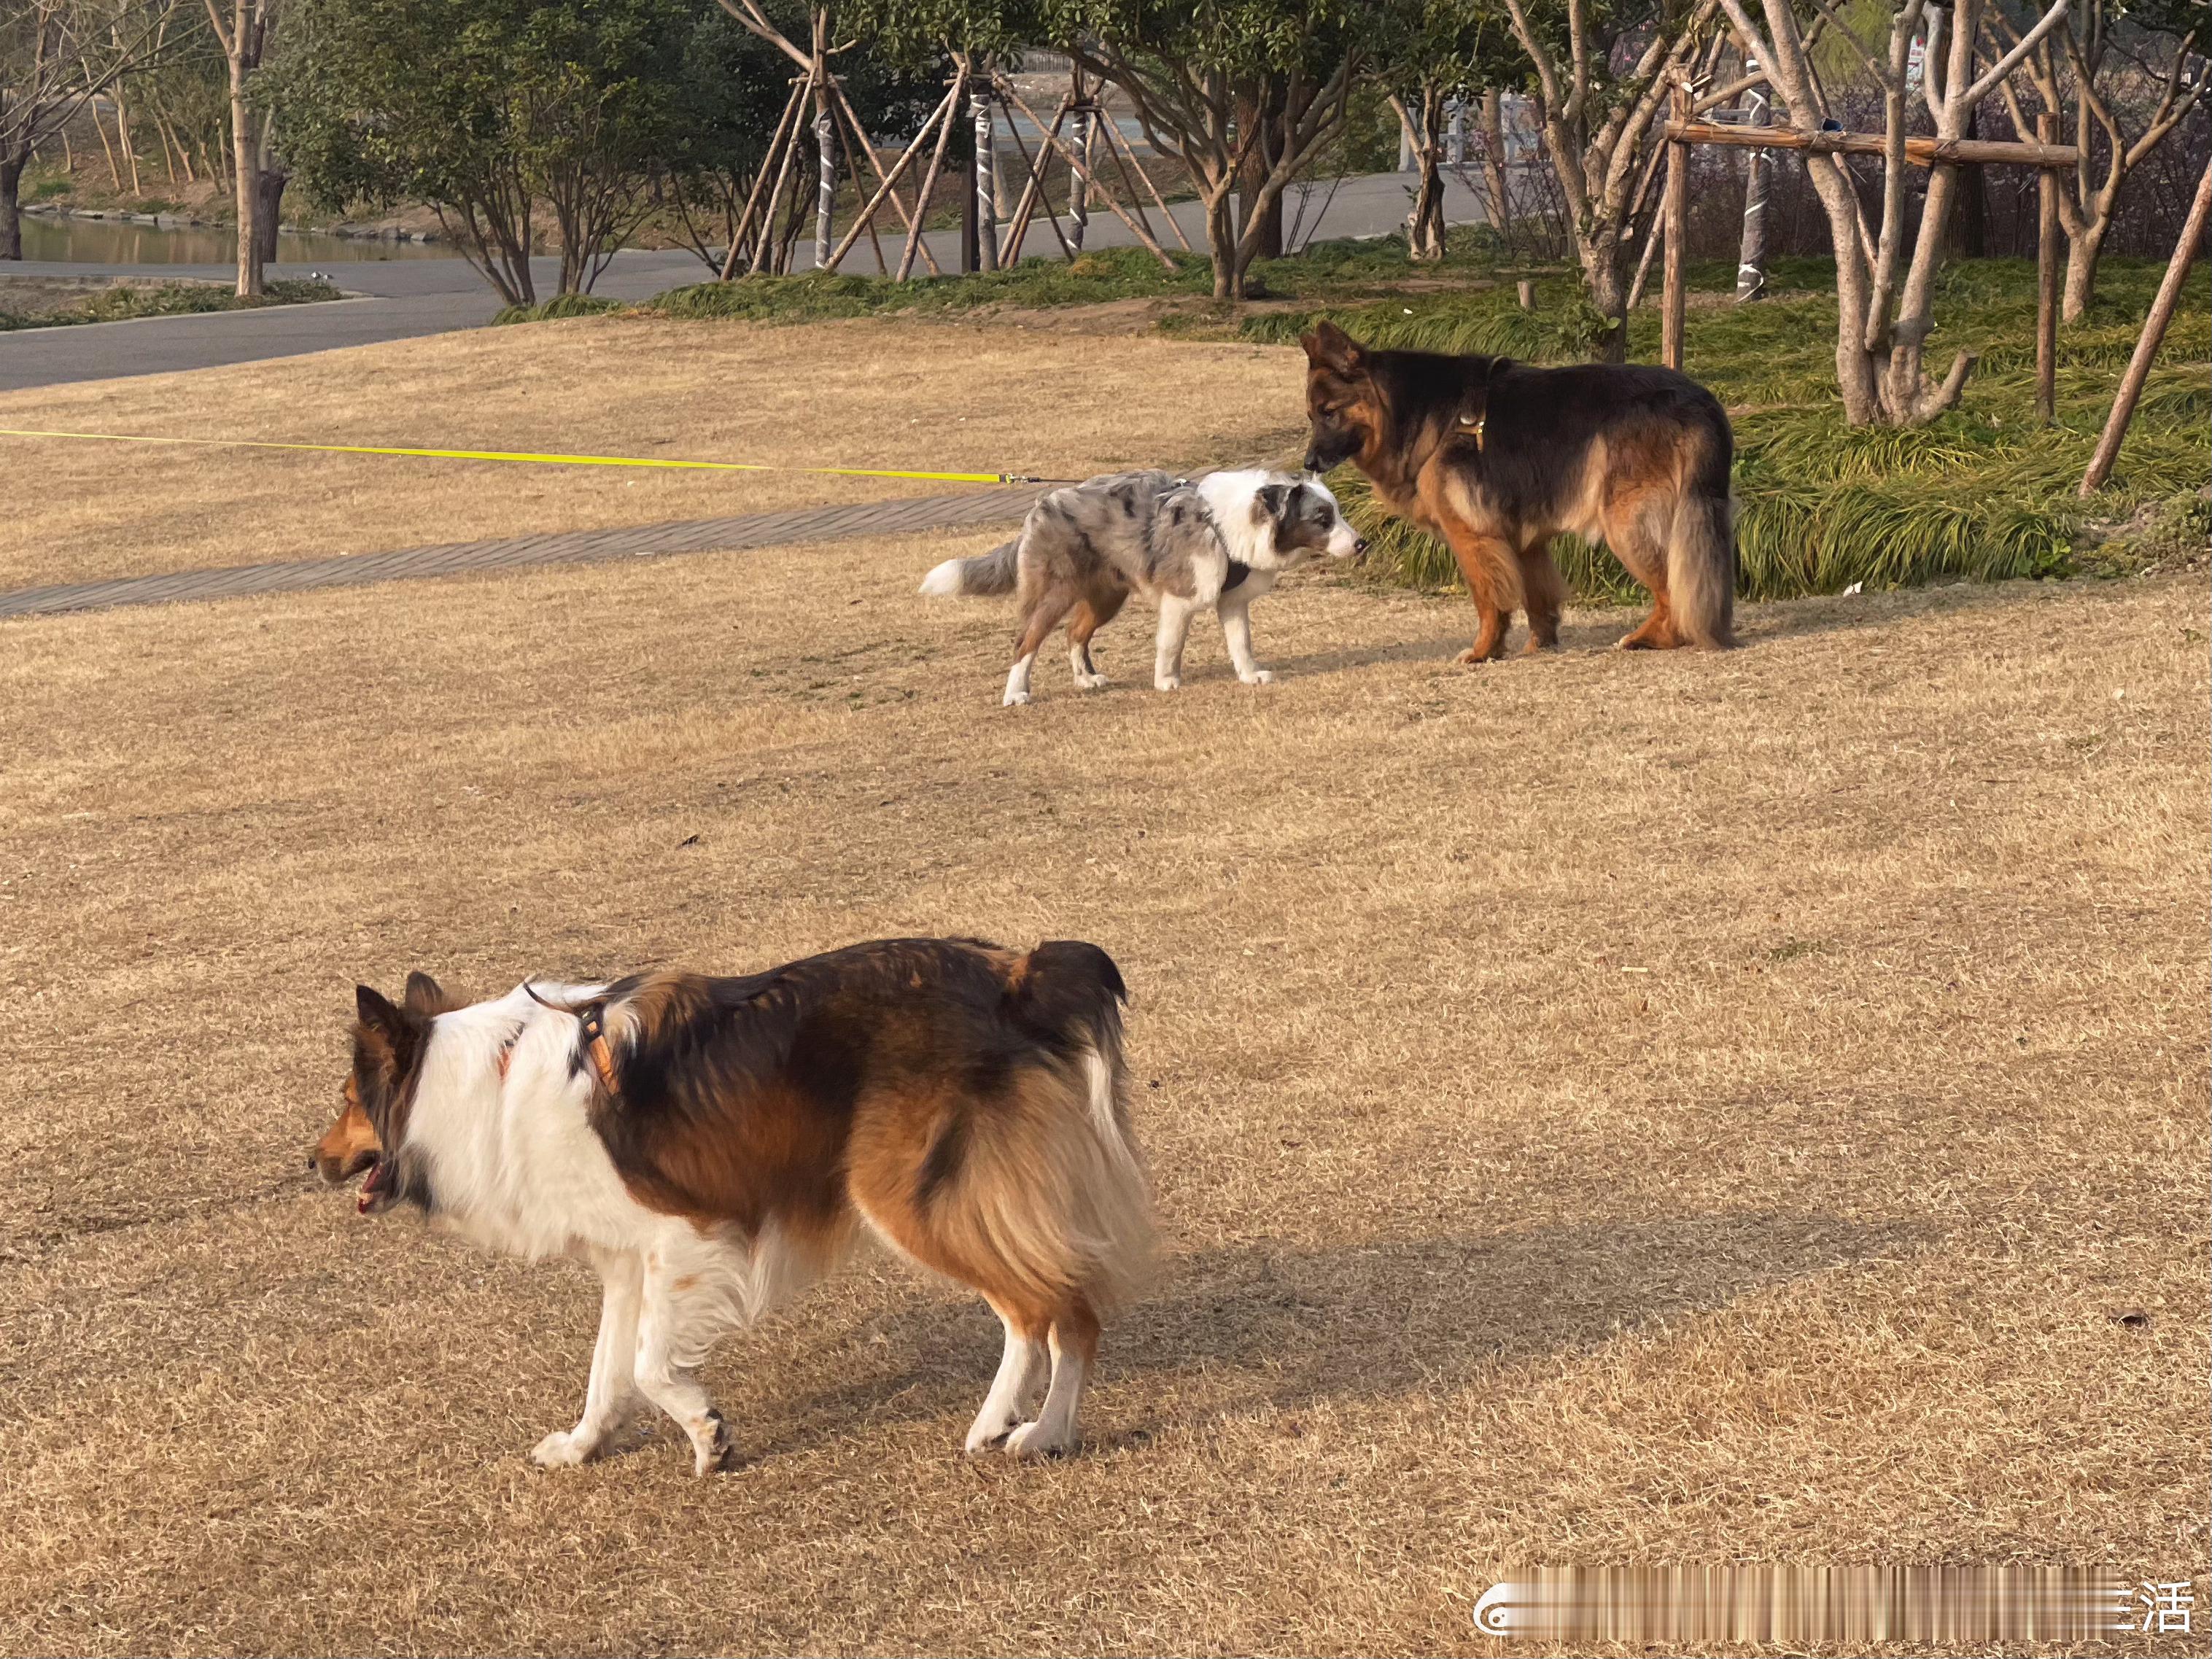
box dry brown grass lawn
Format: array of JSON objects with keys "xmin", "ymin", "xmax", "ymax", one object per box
[
  {"xmin": 0, "ymin": 316, "xmax": 1305, "ymax": 592},
  {"xmin": 0, "ymin": 528, "xmax": 2204, "ymax": 1655}
]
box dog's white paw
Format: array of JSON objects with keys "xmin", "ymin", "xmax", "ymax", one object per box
[
  {"xmin": 531, "ymin": 1429, "xmax": 594, "ymax": 1468},
  {"xmin": 965, "ymin": 1413, "xmax": 1021, "ymax": 1454},
  {"xmin": 1239, "ymin": 669, "xmax": 1276, "ymax": 685},
  {"xmin": 1002, "ymin": 688, "xmax": 1032, "ymax": 707},
  {"xmin": 689, "ymin": 1410, "xmax": 736, "ymax": 1477},
  {"xmin": 1153, "ymin": 675, "xmax": 1181, "ymax": 693},
  {"xmin": 1004, "ymin": 1420, "xmax": 1072, "ymax": 1459}
]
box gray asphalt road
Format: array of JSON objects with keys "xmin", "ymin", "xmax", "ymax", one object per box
[{"xmin": 0, "ymin": 170, "xmax": 1487, "ymax": 393}]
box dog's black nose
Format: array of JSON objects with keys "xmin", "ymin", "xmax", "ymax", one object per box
[{"xmin": 305, "ymin": 1153, "xmax": 317, "ymax": 1173}]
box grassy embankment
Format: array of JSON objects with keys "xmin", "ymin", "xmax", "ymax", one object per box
[
  {"xmin": 0, "ymin": 277, "xmax": 342, "ymax": 331},
  {"xmin": 505, "ymin": 233, "xmax": 2205, "ymax": 597}
]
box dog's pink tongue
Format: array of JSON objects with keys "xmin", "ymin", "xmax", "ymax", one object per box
[{"xmin": 357, "ymin": 1161, "xmax": 387, "ymax": 1214}]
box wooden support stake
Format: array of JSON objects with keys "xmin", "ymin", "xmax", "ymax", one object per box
[
  {"xmin": 996, "ymin": 88, "xmax": 1070, "ymax": 266},
  {"xmin": 1664, "ymin": 117, "xmax": 2078, "ymax": 170},
  {"xmin": 1102, "ymin": 114, "xmax": 1192, "ymax": 253},
  {"xmin": 896, "ymin": 66, "xmax": 967, "ymax": 283},
  {"xmin": 1097, "ymin": 119, "xmax": 1166, "ymax": 252},
  {"xmin": 1517, "ymin": 279, "xmax": 1535, "ymax": 310},
  {"xmin": 997, "ymin": 82, "xmax": 1176, "ymax": 270},
  {"xmin": 832, "ymin": 80, "xmax": 941, "ymax": 276},
  {"xmin": 1626, "ymin": 203, "xmax": 1663, "ymax": 311},
  {"xmin": 824, "ymin": 80, "xmax": 956, "ymax": 273},
  {"xmin": 1031, "ymin": 168, "xmax": 1076, "ymax": 264},
  {"xmin": 1661, "ymin": 82, "xmax": 1688, "ymax": 372},
  {"xmin": 2081, "ymin": 155, "xmax": 2211, "ymax": 497},
  {"xmin": 2035, "ymin": 111, "xmax": 2058, "ymax": 425},
  {"xmin": 750, "ymin": 77, "xmax": 812, "ymax": 276},
  {"xmin": 720, "ymin": 77, "xmax": 808, "ymax": 279},
  {"xmin": 824, "ymin": 96, "xmax": 889, "ymax": 273}
]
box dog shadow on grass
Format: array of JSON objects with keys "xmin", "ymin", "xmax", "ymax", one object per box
[
  {"xmin": 1241, "ymin": 577, "xmax": 2049, "ymax": 685},
  {"xmin": 741, "ymin": 1209, "xmax": 1933, "ymax": 1459}
]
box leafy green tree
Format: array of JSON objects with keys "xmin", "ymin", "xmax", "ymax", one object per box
[
  {"xmin": 275, "ymin": 0, "xmax": 694, "ymax": 300},
  {"xmin": 1372, "ymin": 0, "xmax": 1516, "ymax": 260},
  {"xmin": 1497, "ymin": 0, "xmax": 1715, "ymax": 361},
  {"xmin": 1049, "ymin": 0, "xmax": 1373, "ymax": 298},
  {"xmin": 855, "ymin": 0, "xmax": 1374, "ymax": 298},
  {"xmin": 2003, "ymin": 0, "xmax": 2208, "ymax": 319},
  {"xmin": 0, "ymin": 0, "xmax": 174, "ymax": 259}
]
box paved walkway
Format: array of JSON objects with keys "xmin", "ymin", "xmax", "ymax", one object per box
[
  {"xmin": 0, "ymin": 486, "xmax": 1039, "ymax": 621},
  {"xmin": 0, "ymin": 170, "xmax": 1489, "ymax": 392}
]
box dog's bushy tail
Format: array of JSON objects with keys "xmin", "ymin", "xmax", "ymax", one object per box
[
  {"xmin": 1668, "ymin": 431, "xmax": 1737, "ymax": 650},
  {"xmin": 919, "ymin": 538, "xmax": 1019, "ymax": 599},
  {"xmin": 920, "ymin": 943, "xmax": 1154, "ymax": 1316}
]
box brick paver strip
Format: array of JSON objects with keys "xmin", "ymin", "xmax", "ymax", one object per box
[{"xmin": 0, "ymin": 486, "xmax": 1040, "ymax": 621}]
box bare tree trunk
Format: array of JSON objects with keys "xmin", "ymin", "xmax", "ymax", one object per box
[
  {"xmin": 1397, "ymin": 88, "xmax": 1447, "ymax": 262},
  {"xmin": 971, "ymin": 90, "xmax": 996, "ymax": 273},
  {"xmin": 115, "ymin": 88, "xmax": 142, "ymax": 195},
  {"xmin": 1583, "ymin": 243, "xmax": 1629, "ymax": 362},
  {"xmin": 255, "ymin": 168, "xmax": 286, "ymax": 265},
  {"xmin": 154, "ymin": 107, "xmax": 181, "ymax": 184},
  {"xmin": 1955, "ymin": 106, "xmax": 1987, "ymax": 257},
  {"xmin": 0, "ymin": 154, "xmax": 24, "ymax": 260},
  {"xmin": 1500, "ymin": 0, "xmax": 1710, "ymax": 364},
  {"xmin": 92, "ymin": 95, "xmax": 123, "ymax": 187},
  {"xmin": 1235, "ymin": 84, "xmax": 1285, "ymax": 263},
  {"xmin": 2062, "ymin": 215, "xmax": 2109, "ymax": 320},
  {"xmin": 205, "ymin": 0, "xmax": 274, "ymax": 300},
  {"xmin": 1206, "ymin": 188, "xmax": 1237, "ymax": 298},
  {"xmin": 1720, "ymin": 0, "xmax": 1999, "ymax": 424},
  {"xmin": 1734, "ymin": 79, "xmax": 1770, "ymax": 300},
  {"xmin": 1662, "ymin": 88, "xmax": 1688, "ymax": 366},
  {"xmin": 228, "ymin": 45, "xmax": 260, "ymax": 295},
  {"xmin": 2081, "ymin": 155, "xmax": 2211, "ymax": 495},
  {"xmin": 1478, "ymin": 89, "xmax": 1511, "ymax": 244},
  {"xmin": 813, "ymin": 105, "xmax": 834, "ymax": 271},
  {"xmin": 1067, "ymin": 107, "xmax": 1092, "ymax": 253}
]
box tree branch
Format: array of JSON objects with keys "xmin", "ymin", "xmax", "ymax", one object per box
[{"xmin": 1964, "ymin": 0, "xmax": 2070, "ymax": 109}]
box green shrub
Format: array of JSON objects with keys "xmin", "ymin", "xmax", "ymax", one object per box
[{"xmin": 492, "ymin": 292, "xmax": 627, "ymax": 325}]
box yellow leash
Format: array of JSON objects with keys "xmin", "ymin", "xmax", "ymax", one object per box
[{"xmin": 0, "ymin": 427, "xmax": 1071, "ymax": 486}]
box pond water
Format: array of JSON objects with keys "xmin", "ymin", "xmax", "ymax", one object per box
[{"xmin": 18, "ymin": 214, "xmax": 453, "ymax": 265}]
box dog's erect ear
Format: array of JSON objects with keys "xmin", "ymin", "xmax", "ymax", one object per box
[
  {"xmin": 357, "ymin": 983, "xmax": 402, "ymax": 1032},
  {"xmin": 1300, "ymin": 319, "xmax": 1365, "ymax": 371},
  {"xmin": 354, "ymin": 984, "xmax": 429, "ymax": 1063},
  {"xmin": 402, "ymin": 971, "xmax": 450, "ymax": 1014}
]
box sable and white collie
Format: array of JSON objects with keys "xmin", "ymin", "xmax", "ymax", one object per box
[
  {"xmin": 920, "ymin": 467, "xmax": 1365, "ymax": 704},
  {"xmin": 312, "ymin": 939, "xmax": 1154, "ymax": 1471}
]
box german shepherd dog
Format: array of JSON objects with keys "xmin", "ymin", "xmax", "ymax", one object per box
[
  {"xmin": 920, "ymin": 467, "xmax": 1363, "ymax": 704},
  {"xmin": 1300, "ymin": 320, "xmax": 1736, "ymax": 658},
  {"xmin": 312, "ymin": 940, "xmax": 1153, "ymax": 1469}
]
